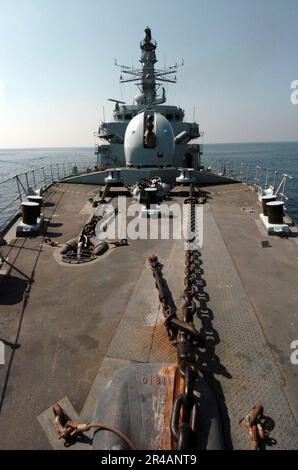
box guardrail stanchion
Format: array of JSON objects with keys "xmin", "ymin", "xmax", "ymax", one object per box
[
  {"xmin": 32, "ymin": 169, "xmax": 37, "ymax": 189},
  {"xmin": 25, "ymin": 172, "xmax": 29, "ymax": 192},
  {"xmin": 272, "ymin": 171, "xmax": 278, "ymax": 193},
  {"xmin": 264, "ymin": 168, "xmax": 269, "ymax": 189},
  {"xmin": 42, "ymin": 166, "xmax": 46, "ymax": 188},
  {"xmin": 15, "ymin": 175, "xmax": 23, "ymax": 203},
  {"xmin": 50, "ymin": 164, "xmax": 54, "ymax": 182}
]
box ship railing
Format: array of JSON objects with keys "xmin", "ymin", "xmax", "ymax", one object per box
[
  {"xmin": 254, "ymin": 166, "xmax": 293, "ymax": 201},
  {"xmin": 244, "ymin": 164, "xmax": 293, "ymax": 202},
  {"xmin": 0, "ymin": 159, "xmax": 97, "ymax": 236},
  {"xmin": 209, "ymin": 161, "xmax": 293, "ymax": 203}
]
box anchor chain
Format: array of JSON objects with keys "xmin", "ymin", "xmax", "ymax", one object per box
[
  {"xmin": 171, "ymin": 186, "xmax": 203, "ymax": 449},
  {"xmin": 148, "ymin": 254, "xmax": 204, "ymax": 344},
  {"xmin": 78, "ymin": 199, "xmax": 115, "ymax": 254},
  {"xmin": 149, "ymin": 185, "xmax": 205, "ymax": 449},
  {"xmin": 88, "ymin": 183, "xmax": 110, "ymax": 207}
]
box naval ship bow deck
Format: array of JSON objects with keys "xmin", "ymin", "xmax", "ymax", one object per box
[{"xmin": 0, "ymin": 181, "xmax": 297, "ymax": 449}]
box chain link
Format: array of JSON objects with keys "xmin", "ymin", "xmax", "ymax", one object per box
[
  {"xmin": 173, "ymin": 185, "xmax": 203, "ymax": 449},
  {"xmin": 149, "ymin": 185, "xmax": 205, "ymax": 449}
]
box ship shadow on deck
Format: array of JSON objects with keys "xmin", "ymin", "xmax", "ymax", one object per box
[
  {"xmin": 193, "ymin": 251, "xmax": 234, "ymax": 450},
  {"xmin": 278, "ymin": 231, "xmax": 298, "ymax": 239},
  {"xmin": 154, "ymin": 255, "xmax": 233, "ymax": 449},
  {"xmin": 0, "ymin": 242, "xmax": 43, "ymax": 414},
  {"xmin": 0, "ymin": 275, "xmax": 29, "ymax": 305},
  {"xmin": 169, "ymin": 187, "xmax": 213, "ymax": 200},
  {"xmin": 46, "ymin": 222, "xmax": 63, "ymax": 228},
  {"xmin": 44, "ymin": 231, "xmax": 63, "ymax": 239}
]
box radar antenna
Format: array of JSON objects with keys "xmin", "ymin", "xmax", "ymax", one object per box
[{"xmin": 115, "ymin": 27, "xmax": 183, "ymax": 106}]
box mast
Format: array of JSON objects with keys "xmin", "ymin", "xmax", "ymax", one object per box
[{"xmin": 116, "ymin": 27, "xmax": 183, "ymax": 106}]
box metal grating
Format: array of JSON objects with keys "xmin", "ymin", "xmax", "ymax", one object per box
[{"xmin": 61, "ymin": 247, "xmax": 95, "ymax": 264}]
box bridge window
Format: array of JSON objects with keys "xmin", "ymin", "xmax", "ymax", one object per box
[{"xmin": 165, "ymin": 113, "xmax": 173, "ymax": 120}]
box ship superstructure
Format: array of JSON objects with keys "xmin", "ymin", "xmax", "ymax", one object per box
[{"xmin": 95, "ymin": 27, "xmax": 201, "ymax": 169}]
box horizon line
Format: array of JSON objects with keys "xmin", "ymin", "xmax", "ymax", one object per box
[{"xmin": 1, "ymin": 139, "xmax": 298, "ymax": 151}]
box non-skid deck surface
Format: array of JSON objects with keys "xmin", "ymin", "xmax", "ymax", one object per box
[
  {"xmin": 206, "ymin": 184, "xmax": 298, "ymax": 423},
  {"xmin": 201, "ymin": 203, "xmax": 298, "ymax": 449},
  {"xmin": 0, "ymin": 184, "xmax": 180, "ymax": 449},
  {"xmin": 105, "ymin": 197, "xmax": 298, "ymax": 449},
  {"xmin": 0, "ymin": 182, "xmax": 297, "ymax": 449}
]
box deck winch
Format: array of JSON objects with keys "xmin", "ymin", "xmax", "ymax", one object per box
[{"xmin": 131, "ymin": 176, "xmax": 170, "ymax": 203}]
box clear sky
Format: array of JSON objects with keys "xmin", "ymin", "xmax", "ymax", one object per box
[{"xmin": 0, "ymin": 0, "xmax": 297, "ymax": 148}]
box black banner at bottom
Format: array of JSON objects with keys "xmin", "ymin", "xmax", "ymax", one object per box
[{"xmin": 0, "ymin": 450, "xmax": 295, "ymax": 466}]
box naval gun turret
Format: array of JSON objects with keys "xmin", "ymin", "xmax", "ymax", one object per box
[{"xmin": 125, "ymin": 111, "xmax": 174, "ymax": 167}]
